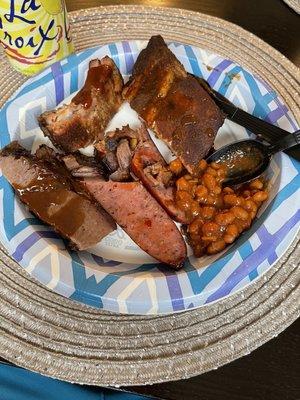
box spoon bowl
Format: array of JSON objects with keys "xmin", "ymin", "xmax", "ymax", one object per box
[
  {"xmin": 206, "ymin": 130, "xmax": 300, "ymax": 186},
  {"xmin": 206, "ymin": 139, "xmax": 270, "ymax": 186}
]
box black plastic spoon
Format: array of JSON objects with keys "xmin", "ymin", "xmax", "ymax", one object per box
[{"xmin": 206, "ymin": 130, "xmax": 300, "ymax": 186}]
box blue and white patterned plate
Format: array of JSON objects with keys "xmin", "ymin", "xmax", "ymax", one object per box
[{"xmin": 0, "ymin": 41, "xmax": 299, "ymax": 315}]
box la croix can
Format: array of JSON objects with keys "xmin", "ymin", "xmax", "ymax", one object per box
[{"xmin": 0, "ymin": 0, "xmax": 74, "ymax": 75}]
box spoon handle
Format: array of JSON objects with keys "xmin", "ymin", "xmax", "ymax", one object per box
[{"xmin": 268, "ymin": 130, "xmax": 300, "ymax": 155}]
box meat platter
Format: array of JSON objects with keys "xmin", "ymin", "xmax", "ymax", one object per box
[{"xmin": 0, "ymin": 38, "xmax": 298, "ymax": 314}]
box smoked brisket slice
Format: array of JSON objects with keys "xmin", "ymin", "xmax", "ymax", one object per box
[
  {"xmin": 0, "ymin": 142, "xmax": 116, "ymax": 250},
  {"xmin": 123, "ymin": 35, "xmax": 224, "ymax": 173},
  {"xmin": 38, "ymin": 56, "xmax": 124, "ymax": 153}
]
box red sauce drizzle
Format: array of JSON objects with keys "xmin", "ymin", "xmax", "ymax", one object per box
[{"xmin": 72, "ymin": 64, "xmax": 112, "ymax": 108}]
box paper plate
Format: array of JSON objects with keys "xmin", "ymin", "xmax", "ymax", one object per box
[
  {"xmin": 0, "ymin": 40, "xmax": 299, "ymax": 314},
  {"xmin": 0, "ymin": 5, "xmax": 299, "ymax": 386}
]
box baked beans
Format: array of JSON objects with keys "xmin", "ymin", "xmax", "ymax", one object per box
[
  {"xmin": 169, "ymin": 158, "xmax": 183, "ymax": 175},
  {"xmin": 169, "ymin": 158, "xmax": 268, "ymax": 257}
]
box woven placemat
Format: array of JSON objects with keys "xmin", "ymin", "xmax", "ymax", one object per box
[
  {"xmin": 283, "ymin": 0, "xmax": 300, "ymax": 14},
  {"xmin": 0, "ymin": 5, "xmax": 299, "ymax": 386}
]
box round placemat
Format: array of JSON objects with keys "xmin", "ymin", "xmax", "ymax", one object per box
[
  {"xmin": 282, "ymin": 0, "xmax": 300, "ymax": 14},
  {"xmin": 0, "ymin": 5, "xmax": 299, "ymax": 386}
]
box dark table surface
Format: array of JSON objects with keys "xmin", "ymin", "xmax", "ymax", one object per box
[
  {"xmin": 1, "ymin": 1, "xmax": 299, "ymax": 400},
  {"xmin": 131, "ymin": 319, "xmax": 300, "ymax": 400},
  {"xmin": 66, "ymin": 0, "xmax": 300, "ymax": 66},
  {"xmin": 64, "ymin": 1, "xmax": 300, "ymax": 399}
]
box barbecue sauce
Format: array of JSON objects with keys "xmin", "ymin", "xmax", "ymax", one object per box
[
  {"xmin": 14, "ymin": 164, "xmax": 85, "ymax": 237},
  {"xmin": 72, "ymin": 64, "xmax": 113, "ymax": 108}
]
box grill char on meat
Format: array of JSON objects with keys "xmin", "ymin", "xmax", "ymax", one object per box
[
  {"xmin": 96, "ymin": 124, "xmax": 148, "ymax": 182},
  {"xmin": 123, "ymin": 35, "xmax": 224, "ymax": 173},
  {"xmin": 38, "ymin": 56, "xmax": 124, "ymax": 153},
  {"xmin": 0, "ymin": 142, "xmax": 116, "ymax": 250}
]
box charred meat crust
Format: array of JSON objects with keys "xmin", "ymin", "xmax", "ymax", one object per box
[
  {"xmin": 124, "ymin": 35, "xmax": 186, "ymax": 100},
  {"xmin": 95, "ymin": 124, "xmax": 148, "ymax": 182},
  {"xmin": 123, "ymin": 35, "xmax": 224, "ymax": 173},
  {"xmin": 38, "ymin": 115, "xmax": 94, "ymax": 153},
  {"xmin": 154, "ymin": 75, "xmax": 225, "ymax": 171}
]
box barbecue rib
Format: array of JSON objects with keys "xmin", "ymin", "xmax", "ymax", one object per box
[
  {"xmin": 123, "ymin": 35, "xmax": 224, "ymax": 173},
  {"xmin": 38, "ymin": 56, "xmax": 124, "ymax": 152},
  {"xmin": 0, "ymin": 142, "xmax": 116, "ymax": 250}
]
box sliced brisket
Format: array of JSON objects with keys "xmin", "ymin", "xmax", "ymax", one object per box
[{"xmin": 0, "ymin": 142, "xmax": 116, "ymax": 250}]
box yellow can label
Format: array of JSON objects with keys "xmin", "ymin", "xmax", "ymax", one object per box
[{"xmin": 0, "ymin": 0, "xmax": 74, "ymax": 75}]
